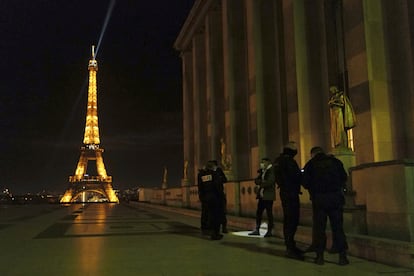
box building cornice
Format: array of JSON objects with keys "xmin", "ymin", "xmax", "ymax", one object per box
[{"xmin": 174, "ymin": 0, "xmax": 215, "ymax": 51}]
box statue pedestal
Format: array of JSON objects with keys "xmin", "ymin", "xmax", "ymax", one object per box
[
  {"xmin": 224, "ymin": 170, "xmax": 234, "ymax": 181},
  {"xmin": 330, "ymin": 147, "xmax": 356, "ymax": 173},
  {"xmin": 181, "ymin": 179, "xmax": 190, "ymax": 187},
  {"xmin": 330, "ymin": 147, "xmax": 366, "ymax": 233}
]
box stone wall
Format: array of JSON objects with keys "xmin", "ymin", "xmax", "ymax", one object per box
[
  {"xmin": 139, "ymin": 160, "xmax": 414, "ymax": 244},
  {"xmin": 350, "ymin": 159, "xmax": 414, "ymax": 241}
]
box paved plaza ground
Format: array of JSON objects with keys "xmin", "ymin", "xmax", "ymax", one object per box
[{"xmin": 0, "ymin": 202, "xmax": 413, "ymax": 275}]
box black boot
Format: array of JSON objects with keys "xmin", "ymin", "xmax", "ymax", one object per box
[
  {"xmin": 264, "ymin": 228, "xmax": 273, "ymax": 237},
  {"xmin": 328, "ymin": 246, "xmax": 339, "ymax": 254},
  {"xmin": 305, "ymin": 244, "xmax": 317, "ymax": 253},
  {"xmin": 314, "ymin": 252, "xmax": 324, "ymax": 265},
  {"xmin": 248, "ymin": 227, "xmax": 260, "ymax": 236},
  {"xmin": 338, "ymin": 252, "xmax": 349, "ymax": 265},
  {"xmin": 210, "ymin": 224, "xmax": 223, "ymax": 240},
  {"xmin": 210, "ymin": 234, "xmax": 224, "ymax": 240},
  {"xmin": 210, "ymin": 228, "xmax": 223, "ymax": 240},
  {"xmin": 285, "ymin": 247, "xmax": 304, "ymax": 260}
]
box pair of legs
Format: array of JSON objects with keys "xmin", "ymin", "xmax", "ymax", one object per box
[
  {"xmin": 205, "ymin": 194, "xmax": 224, "ymax": 240},
  {"xmin": 250, "ymin": 199, "xmax": 274, "ymax": 236},
  {"xmin": 221, "ymin": 195, "xmax": 228, "ymax": 233},
  {"xmin": 201, "ymin": 195, "xmax": 227, "ymax": 236},
  {"xmin": 311, "ymin": 193, "xmax": 348, "ymax": 265},
  {"xmin": 280, "ymin": 192, "xmax": 301, "ymax": 253},
  {"xmin": 200, "ymin": 201, "xmax": 209, "ymax": 234}
]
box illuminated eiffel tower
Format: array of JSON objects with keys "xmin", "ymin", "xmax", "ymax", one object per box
[{"xmin": 60, "ymin": 46, "xmax": 119, "ymax": 203}]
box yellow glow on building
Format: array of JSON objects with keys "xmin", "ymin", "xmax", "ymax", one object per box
[{"xmin": 347, "ymin": 129, "xmax": 354, "ymax": 151}]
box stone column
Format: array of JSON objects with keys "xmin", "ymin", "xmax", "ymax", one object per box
[
  {"xmin": 293, "ymin": 0, "xmax": 330, "ymax": 164},
  {"xmin": 281, "ymin": 1, "xmax": 302, "ymax": 163},
  {"xmin": 181, "ymin": 50, "xmax": 194, "ymax": 186},
  {"xmin": 362, "ymin": 0, "xmax": 394, "ymax": 162},
  {"xmin": 247, "ymin": 0, "xmax": 284, "ymax": 159},
  {"xmin": 222, "ymin": 0, "xmax": 250, "ymax": 180},
  {"xmin": 381, "ymin": 0, "xmax": 414, "ymax": 158},
  {"xmin": 192, "ymin": 31, "xmax": 208, "ymax": 171},
  {"xmin": 205, "ymin": 6, "xmax": 225, "ymax": 161}
]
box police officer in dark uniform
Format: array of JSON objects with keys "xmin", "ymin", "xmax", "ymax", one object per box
[
  {"xmin": 303, "ymin": 146, "xmax": 349, "ymax": 265},
  {"xmin": 197, "ymin": 166, "xmax": 210, "ymax": 235},
  {"xmin": 207, "ymin": 160, "xmax": 228, "ymax": 233},
  {"xmin": 273, "ymin": 142, "xmax": 304, "ymax": 260},
  {"xmin": 197, "ymin": 162, "xmax": 224, "ymax": 240}
]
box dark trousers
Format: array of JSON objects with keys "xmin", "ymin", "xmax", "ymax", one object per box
[
  {"xmin": 206, "ymin": 194, "xmax": 222, "ymax": 236},
  {"xmin": 280, "ymin": 192, "xmax": 300, "ymax": 250},
  {"xmin": 221, "ymin": 195, "xmax": 227, "ymax": 227},
  {"xmin": 255, "ymin": 199, "xmax": 274, "ymax": 229},
  {"xmin": 200, "ymin": 201, "xmax": 209, "ymax": 231},
  {"xmin": 312, "ymin": 193, "xmax": 348, "ymax": 253}
]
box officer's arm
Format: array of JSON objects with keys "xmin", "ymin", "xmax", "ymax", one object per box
[
  {"xmin": 287, "ymin": 159, "xmax": 302, "ymax": 184},
  {"xmin": 336, "ymin": 159, "xmax": 348, "ymax": 182},
  {"xmin": 302, "ymin": 163, "xmax": 312, "ymax": 190},
  {"xmin": 219, "ymin": 169, "xmax": 228, "ymax": 183},
  {"xmin": 337, "ymin": 160, "xmax": 348, "ymax": 191},
  {"xmin": 197, "ymin": 174, "xmax": 204, "ymax": 199}
]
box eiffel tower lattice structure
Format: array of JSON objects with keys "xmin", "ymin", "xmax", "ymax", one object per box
[{"xmin": 60, "ymin": 46, "xmax": 119, "ymax": 203}]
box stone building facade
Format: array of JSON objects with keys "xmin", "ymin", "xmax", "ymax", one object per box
[
  {"xmin": 175, "ymin": 0, "xmax": 414, "ymax": 179},
  {"xmin": 167, "ymin": 0, "xmax": 414, "ymax": 267}
]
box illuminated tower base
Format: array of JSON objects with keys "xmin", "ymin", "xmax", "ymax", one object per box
[{"xmin": 60, "ymin": 146, "xmax": 119, "ymax": 203}]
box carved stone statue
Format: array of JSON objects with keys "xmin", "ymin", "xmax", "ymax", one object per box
[
  {"xmin": 328, "ymin": 86, "xmax": 356, "ymax": 148},
  {"xmin": 224, "ymin": 154, "xmax": 232, "ymax": 171},
  {"xmin": 183, "ymin": 160, "xmax": 188, "ymax": 180},
  {"xmin": 220, "ymin": 138, "xmax": 232, "ymax": 171},
  {"xmin": 162, "ymin": 166, "xmax": 168, "ymax": 183},
  {"xmin": 220, "ymin": 138, "xmax": 226, "ymax": 167}
]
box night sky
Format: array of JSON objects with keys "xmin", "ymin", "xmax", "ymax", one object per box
[{"xmin": 0, "ymin": 0, "xmax": 195, "ymax": 194}]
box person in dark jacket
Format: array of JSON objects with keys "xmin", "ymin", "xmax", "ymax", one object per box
[
  {"xmin": 197, "ymin": 162, "xmax": 224, "ymax": 240},
  {"xmin": 197, "ymin": 166, "xmax": 210, "ymax": 236},
  {"xmin": 249, "ymin": 157, "xmax": 276, "ymax": 237},
  {"xmin": 274, "ymin": 142, "xmax": 304, "ymax": 260},
  {"xmin": 207, "ymin": 160, "xmax": 228, "ymax": 233},
  {"xmin": 303, "ymin": 146, "xmax": 349, "ymax": 265}
]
